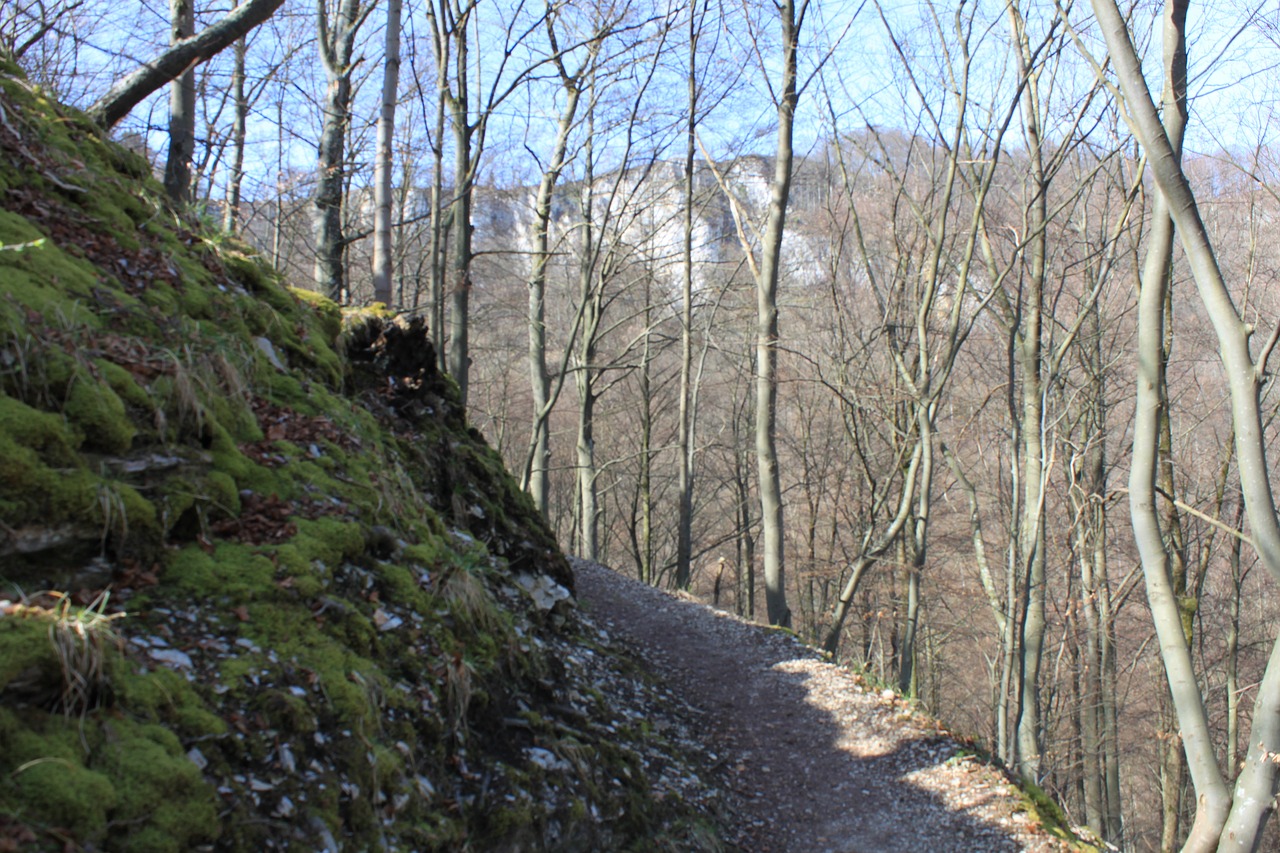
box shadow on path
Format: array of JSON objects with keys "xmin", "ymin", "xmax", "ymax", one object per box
[{"xmin": 572, "ymin": 558, "xmax": 1065, "ymax": 853}]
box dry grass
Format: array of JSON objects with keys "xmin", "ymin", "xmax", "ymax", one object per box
[{"xmin": 11, "ymin": 590, "xmax": 127, "ymax": 716}]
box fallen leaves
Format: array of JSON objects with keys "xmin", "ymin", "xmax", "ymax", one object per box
[
  {"xmin": 250, "ymin": 397, "xmax": 350, "ymax": 449},
  {"xmin": 209, "ymin": 493, "xmax": 298, "ymax": 545}
]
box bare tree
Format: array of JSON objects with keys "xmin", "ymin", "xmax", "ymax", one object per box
[
  {"xmin": 1086, "ymin": 0, "xmax": 1280, "ymax": 847},
  {"xmin": 521, "ymin": 12, "xmax": 597, "ymax": 516}
]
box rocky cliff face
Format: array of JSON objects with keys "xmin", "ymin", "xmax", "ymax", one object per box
[{"xmin": 0, "ymin": 63, "xmax": 726, "ymax": 852}]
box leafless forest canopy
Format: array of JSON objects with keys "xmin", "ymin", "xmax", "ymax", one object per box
[{"xmin": 7, "ymin": 0, "xmax": 1280, "ymax": 847}]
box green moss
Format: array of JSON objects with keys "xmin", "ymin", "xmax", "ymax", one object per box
[
  {"xmin": 243, "ymin": 603, "xmax": 380, "ymax": 735},
  {"xmin": 222, "ymin": 251, "xmax": 286, "ymax": 303},
  {"xmin": 204, "ymin": 470, "xmax": 240, "ymax": 513},
  {"xmin": 0, "ymin": 393, "xmax": 77, "ymax": 457},
  {"xmin": 299, "ymin": 517, "xmax": 365, "ymax": 559},
  {"xmin": 1016, "ymin": 778, "xmax": 1099, "ymax": 850},
  {"xmin": 98, "ymin": 479, "xmax": 158, "ymax": 534},
  {"xmin": 167, "ymin": 542, "xmax": 275, "ymax": 601},
  {"xmin": 95, "ymin": 717, "xmax": 220, "ymax": 853},
  {"xmin": 113, "ymin": 665, "xmax": 226, "ymax": 738},
  {"xmin": 206, "ymin": 392, "xmax": 259, "ymax": 444},
  {"xmin": 209, "ymin": 422, "xmax": 280, "ymax": 494},
  {"xmin": 0, "ymin": 613, "xmax": 60, "ymax": 692},
  {"xmin": 376, "ymin": 562, "xmax": 430, "ymax": 610},
  {"xmin": 252, "ymin": 687, "xmax": 318, "ymax": 733},
  {"xmin": 3, "ymin": 737, "xmax": 117, "ymax": 835},
  {"xmin": 0, "ymin": 212, "xmax": 102, "ymax": 325},
  {"xmin": 291, "ymin": 287, "xmax": 344, "ymax": 342},
  {"xmin": 94, "ymin": 358, "xmax": 153, "ymax": 410},
  {"xmin": 0, "ymin": 427, "xmax": 98, "ymax": 529},
  {"xmin": 64, "ymin": 372, "xmax": 135, "ymax": 453}
]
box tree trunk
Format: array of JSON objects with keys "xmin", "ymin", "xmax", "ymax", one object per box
[
  {"xmin": 1003, "ymin": 0, "xmax": 1050, "ymax": 784},
  {"xmin": 638, "ymin": 270, "xmax": 653, "ymax": 584},
  {"xmin": 898, "ymin": 411, "xmax": 933, "ymax": 696},
  {"xmin": 222, "ymin": 27, "xmax": 246, "ymax": 233},
  {"xmin": 429, "ymin": 63, "xmax": 447, "ymax": 367},
  {"xmin": 755, "ymin": 0, "xmax": 802, "ymax": 629},
  {"xmin": 574, "ymin": 96, "xmax": 599, "ymax": 561},
  {"xmin": 1074, "ymin": 296, "xmax": 1109, "ymax": 839},
  {"xmin": 523, "ymin": 72, "xmax": 582, "ymax": 515},
  {"xmin": 447, "ymin": 106, "xmax": 473, "ymax": 401},
  {"xmin": 163, "ymin": 0, "xmax": 195, "ymax": 206},
  {"xmin": 313, "ymin": 0, "xmax": 364, "ymax": 302},
  {"xmin": 372, "ymin": 0, "xmax": 402, "ymax": 307},
  {"xmin": 674, "ymin": 2, "xmax": 701, "ymax": 590}
]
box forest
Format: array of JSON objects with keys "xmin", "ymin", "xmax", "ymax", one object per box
[{"xmin": 5, "ymin": 0, "xmax": 1280, "ymax": 848}]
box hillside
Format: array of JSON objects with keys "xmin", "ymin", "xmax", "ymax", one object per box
[{"xmin": 0, "ymin": 63, "xmax": 729, "ymax": 851}]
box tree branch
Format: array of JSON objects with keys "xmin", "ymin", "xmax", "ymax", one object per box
[{"xmin": 87, "ymin": 0, "xmax": 286, "ymax": 128}]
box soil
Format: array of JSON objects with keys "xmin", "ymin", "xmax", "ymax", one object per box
[{"xmin": 571, "ymin": 557, "xmax": 1077, "ymax": 853}]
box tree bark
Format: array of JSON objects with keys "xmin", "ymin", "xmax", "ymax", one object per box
[
  {"xmin": 162, "ymin": 0, "xmax": 195, "ymax": 205},
  {"xmin": 372, "ymin": 0, "xmax": 402, "ymax": 307},
  {"xmin": 574, "ymin": 89, "xmax": 599, "ymax": 562},
  {"xmin": 445, "ymin": 38, "xmax": 473, "ymax": 402},
  {"xmin": 674, "ymin": 0, "xmax": 702, "ymax": 590},
  {"xmin": 1007, "ymin": 0, "xmax": 1050, "ymax": 783},
  {"xmin": 222, "ymin": 26, "xmax": 246, "ymax": 233},
  {"xmin": 313, "ymin": 0, "xmax": 365, "ymax": 301},
  {"xmin": 756, "ymin": 0, "xmax": 804, "ymax": 629}
]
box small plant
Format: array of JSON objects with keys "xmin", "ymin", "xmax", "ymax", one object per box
[{"xmin": 6, "ymin": 590, "xmax": 126, "ymax": 715}]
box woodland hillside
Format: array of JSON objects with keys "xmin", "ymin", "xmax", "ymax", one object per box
[
  {"xmin": 0, "ymin": 66, "xmax": 732, "ymax": 850},
  {"xmin": 6, "ymin": 0, "xmax": 1280, "ymax": 848}
]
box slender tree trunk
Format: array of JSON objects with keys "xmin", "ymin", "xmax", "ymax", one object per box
[
  {"xmin": 734, "ymin": 395, "xmax": 756, "ymax": 619},
  {"xmin": 1009, "ymin": 0, "xmax": 1049, "ymax": 783},
  {"xmin": 429, "ymin": 65, "xmax": 447, "ymax": 366},
  {"xmin": 755, "ymin": 0, "xmax": 804, "ymax": 629},
  {"xmin": 271, "ymin": 93, "xmax": 283, "ymax": 266},
  {"xmin": 1100, "ymin": 556, "xmax": 1123, "ymax": 840},
  {"xmin": 1226, "ymin": 501, "xmax": 1244, "ymax": 774},
  {"xmin": 164, "ymin": 0, "xmax": 195, "ymax": 206},
  {"xmin": 222, "ymin": 26, "xmax": 246, "ymax": 232},
  {"xmin": 574, "ymin": 96, "xmax": 599, "ymax": 561},
  {"xmin": 674, "ymin": 2, "xmax": 700, "ymax": 590},
  {"xmin": 898, "ymin": 412, "xmax": 933, "ymax": 696},
  {"xmin": 1152, "ymin": 7, "xmax": 1192, "ymax": 842},
  {"xmin": 372, "ymin": 0, "xmax": 402, "ymax": 307},
  {"xmin": 313, "ymin": 0, "xmax": 364, "ymax": 301},
  {"xmin": 447, "ymin": 106, "xmax": 473, "ymax": 401},
  {"xmin": 638, "ymin": 269, "xmax": 654, "ymax": 583},
  {"xmin": 1074, "ymin": 298, "xmax": 1109, "ymax": 839},
  {"xmin": 523, "ymin": 67, "xmax": 583, "ymax": 514},
  {"xmin": 1013, "ymin": 261, "xmax": 1049, "ymax": 763}
]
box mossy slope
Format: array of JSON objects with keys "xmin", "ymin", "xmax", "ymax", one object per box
[{"xmin": 0, "ymin": 63, "xmax": 721, "ymax": 852}]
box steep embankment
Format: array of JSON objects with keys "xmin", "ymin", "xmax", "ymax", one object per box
[{"xmin": 0, "ymin": 64, "xmax": 726, "ymax": 851}]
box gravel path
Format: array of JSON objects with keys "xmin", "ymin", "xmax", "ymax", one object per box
[{"xmin": 571, "ymin": 557, "xmax": 1075, "ymax": 853}]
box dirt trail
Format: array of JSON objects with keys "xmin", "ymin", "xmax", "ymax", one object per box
[{"xmin": 571, "ymin": 558, "xmax": 1075, "ymax": 853}]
